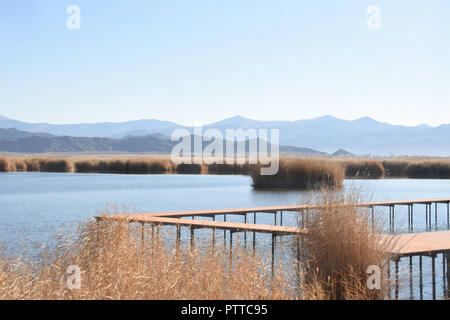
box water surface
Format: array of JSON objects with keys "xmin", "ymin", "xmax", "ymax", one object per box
[{"xmin": 1, "ymin": 173, "xmax": 449, "ymax": 299}]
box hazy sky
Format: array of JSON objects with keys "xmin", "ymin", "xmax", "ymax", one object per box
[{"xmin": 0, "ymin": 0, "xmax": 449, "ymax": 126}]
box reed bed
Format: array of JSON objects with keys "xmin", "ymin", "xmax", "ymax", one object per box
[
  {"xmin": 251, "ymin": 158, "xmax": 345, "ymax": 189},
  {"xmin": 75, "ymin": 158, "xmax": 177, "ymax": 174},
  {"xmin": 39, "ymin": 159, "xmax": 75, "ymax": 173},
  {"xmin": 1, "ymin": 156, "xmax": 450, "ymax": 180},
  {"xmin": 342, "ymin": 160, "xmax": 385, "ymax": 179},
  {"xmin": 381, "ymin": 159, "xmax": 410, "ymax": 177},
  {"xmin": 175, "ymin": 163, "xmax": 204, "ymax": 174},
  {"xmin": 0, "ymin": 188, "xmax": 399, "ymax": 300},
  {"xmin": 206, "ymin": 162, "xmax": 254, "ymax": 175},
  {"xmin": 297, "ymin": 189, "xmax": 395, "ymax": 299},
  {"xmin": 405, "ymin": 160, "xmax": 450, "ymax": 179},
  {"xmin": 379, "ymin": 158, "xmax": 450, "ymax": 178},
  {"xmin": 12, "ymin": 159, "xmax": 26, "ymax": 172},
  {"xmin": 0, "ymin": 218, "xmax": 294, "ymax": 300},
  {"xmin": 0, "ymin": 157, "xmax": 15, "ymax": 172}
]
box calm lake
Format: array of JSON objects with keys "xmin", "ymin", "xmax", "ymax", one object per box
[{"xmin": 1, "ymin": 172, "xmax": 449, "ymax": 299}]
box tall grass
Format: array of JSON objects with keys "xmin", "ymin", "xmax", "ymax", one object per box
[
  {"xmin": 0, "ymin": 188, "xmax": 403, "ymax": 300},
  {"xmin": 381, "ymin": 160, "xmax": 409, "ymax": 177},
  {"xmin": 0, "ymin": 219, "xmax": 293, "ymax": 300},
  {"xmin": 297, "ymin": 189, "xmax": 394, "ymax": 299},
  {"xmin": 175, "ymin": 163, "xmax": 204, "ymax": 174},
  {"xmin": 405, "ymin": 160, "xmax": 450, "ymax": 179},
  {"xmin": 206, "ymin": 161, "xmax": 254, "ymax": 175},
  {"xmin": 251, "ymin": 158, "xmax": 344, "ymax": 189},
  {"xmin": 343, "ymin": 160, "xmax": 385, "ymax": 179},
  {"xmin": 39, "ymin": 159, "xmax": 74, "ymax": 173},
  {"xmin": 1, "ymin": 156, "xmax": 450, "ymax": 180},
  {"xmin": 12, "ymin": 159, "xmax": 27, "ymax": 172},
  {"xmin": 23, "ymin": 158, "xmax": 41, "ymax": 172},
  {"xmin": 0, "ymin": 157, "xmax": 14, "ymax": 172}
]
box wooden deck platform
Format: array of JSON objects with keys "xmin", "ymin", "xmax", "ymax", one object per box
[
  {"xmin": 131, "ymin": 197, "xmax": 450, "ymax": 218},
  {"xmin": 96, "ymin": 214, "xmax": 450, "ymax": 258},
  {"xmin": 386, "ymin": 230, "xmax": 450, "ymax": 257},
  {"xmin": 96, "ymin": 198, "xmax": 450, "ymax": 299},
  {"xmin": 98, "ymin": 214, "xmax": 305, "ymax": 236}
]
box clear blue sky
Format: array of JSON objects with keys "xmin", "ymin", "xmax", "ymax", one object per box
[{"xmin": 0, "ymin": 0, "xmax": 449, "ymax": 126}]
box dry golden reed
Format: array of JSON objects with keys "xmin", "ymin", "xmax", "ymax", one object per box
[
  {"xmin": 251, "ymin": 158, "xmax": 344, "ymax": 189},
  {"xmin": 0, "ymin": 187, "xmax": 401, "ymax": 300},
  {"xmin": 0, "ymin": 157, "xmax": 14, "ymax": 172},
  {"xmin": 1, "ymin": 155, "xmax": 449, "ymax": 179},
  {"xmin": 0, "ymin": 219, "xmax": 294, "ymax": 300},
  {"xmin": 342, "ymin": 160, "xmax": 385, "ymax": 179},
  {"xmin": 405, "ymin": 160, "xmax": 450, "ymax": 179},
  {"xmin": 297, "ymin": 188, "xmax": 394, "ymax": 300}
]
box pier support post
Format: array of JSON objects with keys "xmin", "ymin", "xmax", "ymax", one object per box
[
  {"xmin": 408, "ymin": 205, "xmax": 411, "ymax": 231},
  {"xmin": 409, "ymin": 256, "xmax": 413, "ymax": 300},
  {"xmin": 244, "ymin": 214, "xmax": 247, "ymax": 248},
  {"xmin": 141, "ymin": 222, "xmax": 145, "ymax": 250},
  {"xmin": 435, "ymin": 202, "xmax": 438, "ymax": 230},
  {"xmin": 301, "ymin": 210, "xmax": 304, "ymax": 228},
  {"xmin": 176, "ymin": 224, "xmax": 180, "ymax": 252},
  {"xmin": 253, "ymin": 212, "xmax": 256, "ymax": 252},
  {"xmin": 443, "ymin": 253, "xmax": 447, "ymax": 297},
  {"xmin": 419, "ymin": 255, "xmax": 423, "ymax": 300},
  {"xmin": 212, "ymin": 216, "xmax": 216, "ymax": 251},
  {"xmin": 392, "ymin": 206, "xmax": 395, "ymax": 232},
  {"xmin": 229, "ymin": 231, "xmax": 233, "ymax": 270},
  {"xmin": 95, "ymin": 217, "xmax": 101, "ymax": 242},
  {"xmin": 296, "ymin": 234, "xmax": 300, "ymax": 280},
  {"xmin": 387, "ymin": 259, "xmax": 391, "ymax": 299},
  {"xmin": 371, "ymin": 206, "xmax": 374, "ymax": 231},
  {"xmin": 271, "ymin": 233, "xmax": 276, "ymax": 278},
  {"xmin": 389, "ymin": 206, "xmax": 395, "ymax": 233},
  {"xmin": 446, "ymin": 252, "xmax": 450, "ymax": 298},
  {"xmin": 190, "ymin": 226, "xmax": 194, "ymax": 252},
  {"xmin": 151, "ymin": 224, "xmax": 155, "ymax": 256},
  {"xmin": 429, "ymin": 203, "xmax": 432, "ymax": 230},
  {"xmin": 447, "ymin": 202, "xmax": 449, "ymax": 229},
  {"xmin": 395, "ymin": 258, "xmax": 399, "ymax": 299},
  {"xmin": 432, "ymin": 254, "xmax": 436, "ymax": 300},
  {"xmin": 224, "ymin": 214, "xmax": 227, "ymax": 247},
  {"xmin": 388, "ymin": 207, "xmax": 391, "ymax": 233}
]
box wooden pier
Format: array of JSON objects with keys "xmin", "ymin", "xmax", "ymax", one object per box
[
  {"xmin": 96, "ymin": 197, "xmax": 450, "ymax": 300},
  {"xmin": 119, "ymin": 197, "xmax": 450, "ymax": 232}
]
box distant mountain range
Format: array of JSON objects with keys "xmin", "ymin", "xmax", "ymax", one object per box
[
  {"xmin": 0, "ymin": 128, "xmax": 328, "ymax": 155},
  {"xmin": 0, "ymin": 114, "xmax": 448, "ymax": 156}
]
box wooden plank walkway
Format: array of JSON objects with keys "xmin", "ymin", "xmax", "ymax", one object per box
[
  {"xmin": 385, "ymin": 230, "xmax": 450, "ymax": 257},
  {"xmin": 98, "ymin": 214, "xmax": 305, "ymax": 236},
  {"xmin": 96, "ymin": 215, "xmax": 450, "ymax": 257},
  {"xmin": 130, "ymin": 197, "xmax": 450, "ymax": 218},
  {"xmin": 96, "ymin": 200, "xmax": 450, "ymax": 299}
]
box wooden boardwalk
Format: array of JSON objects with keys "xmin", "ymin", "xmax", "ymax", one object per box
[
  {"xmin": 96, "ymin": 196, "xmax": 450, "ymax": 299},
  {"xmin": 98, "ymin": 214, "xmax": 450, "ymax": 258},
  {"xmin": 130, "ymin": 197, "xmax": 450, "ymax": 218},
  {"xmin": 99, "ymin": 214, "xmax": 305, "ymax": 236},
  {"xmin": 386, "ymin": 230, "xmax": 450, "ymax": 257},
  {"xmin": 96, "ymin": 196, "xmax": 450, "ymax": 257}
]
